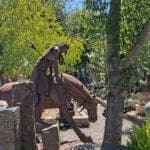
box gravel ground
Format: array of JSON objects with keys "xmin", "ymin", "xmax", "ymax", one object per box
[
  {"xmin": 60, "ymin": 104, "xmax": 133, "ymax": 149},
  {"xmin": 65, "ymin": 143, "xmax": 129, "ymax": 150}
]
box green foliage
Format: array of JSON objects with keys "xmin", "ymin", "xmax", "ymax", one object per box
[
  {"xmin": 120, "ymin": 0, "xmax": 150, "ymax": 62},
  {"xmin": 135, "ymin": 40, "xmax": 150, "ymax": 72},
  {"xmin": 81, "ymin": 0, "xmax": 150, "ymax": 85},
  {"xmin": 121, "ymin": 0, "xmax": 150, "ymax": 54},
  {"xmin": 120, "ymin": 0, "xmax": 150, "ymax": 85},
  {"xmin": 64, "ymin": 7, "xmax": 106, "ymax": 81},
  {"xmin": 84, "ymin": 0, "xmax": 109, "ymax": 13},
  {"xmin": 127, "ymin": 120, "xmax": 150, "ymax": 150},
  {"xmin": 0, "ymin": 0, "xmax": 83, "ymax": 77},
  {"xmin": 63, "ymin": 0, "xmax": 150, "ymax": 84}
]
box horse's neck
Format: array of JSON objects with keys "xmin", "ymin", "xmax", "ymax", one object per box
[{"xmin": 67, "ymin": 81, "xmax": 87, "ymax": 104}]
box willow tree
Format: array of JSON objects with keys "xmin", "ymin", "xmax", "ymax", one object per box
[
  {"xmin": 102, "ymin": 0, "xmax": 150, "ymax": 149},
  {"xmin": 0, "ymin": 0, "xmax": 83, "ymax": 78}
]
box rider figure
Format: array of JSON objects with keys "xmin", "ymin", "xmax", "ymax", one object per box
[{"xmin": 31, "ymin": 43, "xmax": 69, "ymax": 104}]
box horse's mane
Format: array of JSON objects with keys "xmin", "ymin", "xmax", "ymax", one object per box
[{"xmin": 61, "ymin": 73, "xmax": 91, "ymax": 104}]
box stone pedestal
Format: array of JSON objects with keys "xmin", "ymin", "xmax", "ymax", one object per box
[
  {"xmin": 0, "ymin": 106, "xmax": 21, "ymax": 150},
  {"xmin": 42, "ymin": 123, "xmax": 60, "ymax": 150},
  {"xmin": 12, "ymin": 81, "xmax": 36, "ymax": 150}
]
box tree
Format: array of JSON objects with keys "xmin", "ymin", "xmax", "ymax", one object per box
[
  {"xmin": 102, "ymin": 0, "xmax": 150, "ymax": 149},
  {"xmin": 0, "ymin": 0, "xmax": 84, "ymax": 78},
  {"xmin": 82, "ymin": 1, "xmax": 150, "ymax": 148}
]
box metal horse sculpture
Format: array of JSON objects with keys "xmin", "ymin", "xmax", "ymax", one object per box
[
  {"xmin": 33, "ymin": 71, "xmax": 98, "ymax": 143},
  {"xmin": 0, "ymin": 73, "xmax": 97, "ymax": 142}
]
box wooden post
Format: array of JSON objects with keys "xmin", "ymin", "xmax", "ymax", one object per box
[{"xmin": 12, "ymin": 81, "xmax": 36, "ymax": 150}]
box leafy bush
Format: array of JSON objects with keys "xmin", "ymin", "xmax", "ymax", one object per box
[{"xmin": 127, "ymin": 120, "xmax": 150, "ymax": 150}]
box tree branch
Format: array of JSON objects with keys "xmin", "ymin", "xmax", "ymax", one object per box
[{"xmin": 123, "ymin": 21, "xmax": 150, "ymax": 67}]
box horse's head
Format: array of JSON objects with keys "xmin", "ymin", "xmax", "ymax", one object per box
[
  {"xmin": 61, "ymin": 73, "xmax": 98, "ymax": 122},
  {"xmin": 83, "ymin": 94, "xmax": 97, "ymax": 122}
]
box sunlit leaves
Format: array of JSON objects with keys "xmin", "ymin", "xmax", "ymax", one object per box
[
  {"xmin": 120, "ymin": 0, "xmax": 150, "ymax": 54},
  {"xmin": 120, "ymin": 0, "xmax": 150, "ymax": 76},
  {"xmin": 65, "ymin": 8, "xmax": 106, "ymax": 80},
  {"xmin": 84, "ymin": 0, "xmax": 109, "ymax": 13},
  {"xmin": 0, "ymin": 0, "xmax": 84, "ymax": 77}
]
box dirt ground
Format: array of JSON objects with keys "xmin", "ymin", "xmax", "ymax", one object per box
[{"xmin": 60, "ymin": 104, "xmax": 133, "ymax": 150}]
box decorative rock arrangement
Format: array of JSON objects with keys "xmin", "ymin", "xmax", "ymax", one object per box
[
  {"xmin": 0, "ymin": 81, "xmax": 36, "ymax": 150},
  {"xmin": 0, "ymin": 80, "xmax": 95, "ymax": 150}
]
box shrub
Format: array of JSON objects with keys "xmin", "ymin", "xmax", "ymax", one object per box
[{"xmin": 127, "ymin": 120, "xmax": 150, "ymax": 150}]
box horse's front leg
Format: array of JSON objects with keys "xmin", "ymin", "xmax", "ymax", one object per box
[
  {"xmin": 34, "ymin": 94, "xmax": 44, "ymax": 123},
  {"xmin": 35, "ymin": 103, "xmax": 43, "ymax": 122},
  {"xmin": 59, "ymin": 104, "xmax": 93, "ymax": 143}
]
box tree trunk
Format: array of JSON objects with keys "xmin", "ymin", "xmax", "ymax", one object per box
[
  {"xmin": 102, "ymin": 0, "xmax": 124, "ymax": 149},
  {"xmin": 102, "ymin": 71, "xmax": 126, "ymax": 148}
]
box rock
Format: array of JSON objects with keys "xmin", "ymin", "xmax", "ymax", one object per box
[
  {"xmin": 41, "ymin": 108, "xmax": 60, "ymax": 124},
  {"xmin": 135, "ymin": 103, "xmax": 145, "ymax": 116},
  {"xmin": 42, "ymin": 123, "xmax": 60, "ymax": 150},
  {"xmin": 0, "ymin": 100, "xmax": 8, "ymax": 110},
  {"xmin": 144, "ymin": 102, "xmax": 150, "ymax": 119},
  {"xmin": 124, "ymin": 99, "xmax": 136, "ymax": 110},
  {"xmin": 0, "ymin": 106, "xmax": 21, "ymax": 150},
  {"xmin": 12, "ymin": 81, "xmax": 36, "ymax": 150}
]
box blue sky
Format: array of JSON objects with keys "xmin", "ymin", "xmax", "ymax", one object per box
[{"xmin": 65, "ymin": 0, "xmax": 83, "ymax": 12}]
